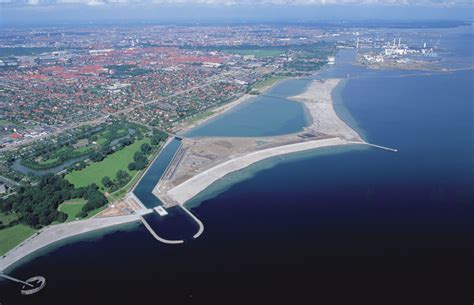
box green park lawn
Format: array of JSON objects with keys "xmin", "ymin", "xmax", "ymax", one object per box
[
  {"xmin": 0, "ymin": 212, "xmax": 19, "ymax": 225},
  {"xmin": 0, "ymin": 119, "xmax": 12, "ymax": 125},
  {"xmin": 65, "ymin": 138, "xmax": 149, "ymax": 189},
  {"xmin": 58, "ymin": 198, "xmax": 87, "ymax": 221},
  {"xmin": 0, "ymin": 199, "xmax": 107, "ymax": 256},
  {"xmin": 253, "ymin": 76, "xmax": 287, "ymax": 90},
  {"xmin": 58, "ymin": 199, "xmax": 105, "ymax": 222},
  {"xmin": 186, "ymin": 110, "xmax": 214, "ymax": 125},
  {"xmin": 0, "ymin": 225, "xmax": 37, "ymax": 256}
]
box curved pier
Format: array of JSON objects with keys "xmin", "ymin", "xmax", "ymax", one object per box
[
  {"xmin": 139, "ymin": 216, "xmax": 184, "ymax": 245},
  {"xmin": 0, "ymin": 273, "xmax": 47, "ymax": 295},
  {"xmin": 179, "ymin": 205, "xmax": 205, "ymax": 239}
]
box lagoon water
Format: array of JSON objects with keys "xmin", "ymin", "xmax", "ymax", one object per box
[
  {"xmin": 185, "ymin": 78, "xmax": 311, "ymax": 138},
  {"xmin": 1, "ymin": 30, "xmax": 473, "ymax": 305}
]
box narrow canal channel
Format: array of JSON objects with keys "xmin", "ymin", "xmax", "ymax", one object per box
[
  {"xmin": 132, "ymin": 137, "xmax": 202, "ymax": 241},
  {"xmin": 132, "ymin": 137, "xmax": 182, "ymax": 209}
]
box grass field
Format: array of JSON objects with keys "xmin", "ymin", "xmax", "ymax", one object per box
[
  {"xmin": 186, "ymin": 110, "xmax": 214, "ymax": 125},
  {"xmin": 58, "ymin": 199, "xmax": 87, "ymax": 221},
  {"xmin": 0, "ymin": 198, "xmax": 106, "ymax": 256},
  {"xmin": 0, "ymin": 212, "xmax": 19, "ymax": 226},
  {"xmin": 0, "ymin": 225, "xmax": 37, "ymax": 256},
  {"xmin": 107, "ymin": 141, "xmax": 163, "ymax": 202},
  {"xmin": 0, "ymin": 119, "xmax": 13, "ymax": 125},
  {"xmin": 65, "ymin": 138, "xmax": 150, "ymax": 189},
  {"xmin": 226, "ymin": 49, "xmax": 284, "ymax": 58},
  {"xmin": 253, "ymin": 76, "xmax": 287, "ymax": 90}
]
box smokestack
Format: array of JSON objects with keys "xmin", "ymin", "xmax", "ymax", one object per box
[{"xmin": 398, "ymin": 38, "xmax": 401, "ymax": 48}]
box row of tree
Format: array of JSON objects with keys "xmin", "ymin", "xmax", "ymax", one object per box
[
  {"xmin": 100, "ymin": 129, "xmax": 167, "ymax": 193},
  {"xmin": 101, "ymin": 143, "xmax": 153, "ymax": 192},
  {"xmin": 151, "ymin": 129, "xmax": 168, "ymax": 146},
  {"xmin": 128, "ymin": 144, "xmax": 151, "ymax": 171}
]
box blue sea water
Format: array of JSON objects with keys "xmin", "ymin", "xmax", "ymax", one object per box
[{"xmin": 1, "ymin": 30, "xmax": 473, "ymax": 305}]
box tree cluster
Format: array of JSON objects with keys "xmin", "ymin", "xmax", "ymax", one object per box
[
  {"xmin": 0, "ymin": 175, "xmax": 110, "ymax": 229},
  {"xmin": 128, "ymin": 145, "xmax": 150, "ymax": 171},
  {"xmin": 101, "ymin": 170, "xmax": 131, "ymax": 193},
  {"xmin": 75, "ymin": 184, "xmax": 108, "ymax": 218},
  {"xmin": 150, "ymin": 129, "xmax": 168, "ymax": 146},
  {"xmin": 0, "ymin": 174, "xmax": 72, "ymax": 228}
]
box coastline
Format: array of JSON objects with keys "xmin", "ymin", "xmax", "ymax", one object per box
[
  {"xmin": 288, "ymin": 79, "xmax": 363, "ymax": 142},
  {"xmin": 0, "ymin": 214, "xmax": 142, "ymax": 272},
  {"xmin": 174, "ymin": 77, "xmax": 288, "ymax": 135},
  {"xmin": 0, "ymin": 77, "xmax": 290, "ymax": 272},
  {"xmin": 184, "ymin": 144, "xmax": 368, "ymax": 209},
  {"xmin": 168, "ymin": 137, "xmax": 353, "ymax": 205},
  {"xmin": 0, "ymin": 77, "xmax": 365, "ymax": 272},
  {"xmin": 162, "ymin": 78, "xmax": 365, "ymax": 205},
  {"xmin": 331, "ymin": 79, "xmax": 367, "ymax": 142},
  {"xmin": 174, "ymin": 93, "xmax": 254, "ymax": 135}
]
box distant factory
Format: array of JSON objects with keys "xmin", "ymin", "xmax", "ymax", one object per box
[{"xmin": 360, "ymin": 37, "xmax": 437, "ymax": 64}]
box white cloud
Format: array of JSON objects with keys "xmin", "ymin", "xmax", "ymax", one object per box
[
  {"xmin": 86, "ymin": 0, "xmax": 105, "ymax": 5},
  {"xmin": 1, "ymin": 0, "xmax": 471, "ymax": 7}
]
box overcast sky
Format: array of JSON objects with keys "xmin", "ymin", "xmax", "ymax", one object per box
[{"xmin": 1, "ymin": 0, "xmax": 472, "ymax": 25}]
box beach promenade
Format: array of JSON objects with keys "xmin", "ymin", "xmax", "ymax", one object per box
[{"xmin": 0, "ymin": 214, "xmax": 143, "ymax": 272}]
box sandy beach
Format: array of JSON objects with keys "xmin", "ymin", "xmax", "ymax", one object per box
[
  {"xmin": 0, "ymin": 78, "xmax": 364, "ymax": 271},
  {"xmin": 167, "ymin": 137, "xmax": 351, "ymax": 204},
  {"xmin": 0, "ymin": 77, "xmax": 289, "ymax": 272},
  {"xmin": 0, "ymin": 214, "xmax": 146, "ymax": 272},
  {"xmin": 159, "ymin": 78, "xmax": 365, "ymax": 205},
  {"xmin": 289, "ymin": 79, "xmax": 362, "ymax": 142},
  {"xmin": 172, "ymin": 93, "xmax": 254, "ymax": 135},
  {"xmin": 173, "ymin": 77, "xmax": 289, "ymax": 135}
]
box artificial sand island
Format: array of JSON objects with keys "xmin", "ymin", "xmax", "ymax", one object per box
[
  {"xmin": 0, "ymin": 78, "xmax": 398, "ymax": 272},
  {"xmin": 154, "ymin": 78, "xmax": 365, "ymax": 206}
]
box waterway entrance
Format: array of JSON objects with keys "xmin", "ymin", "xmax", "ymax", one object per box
[{"xmin": 132, "ymin": 137, "xmax": 204, "ymax": 243}]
